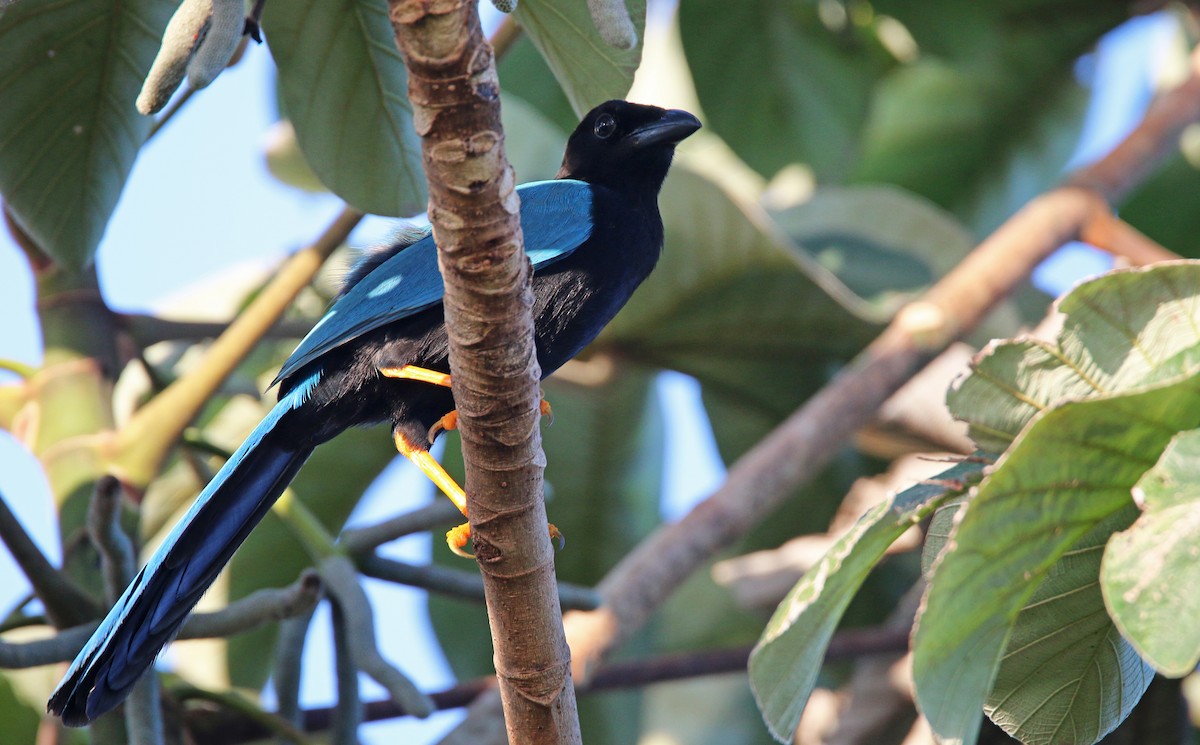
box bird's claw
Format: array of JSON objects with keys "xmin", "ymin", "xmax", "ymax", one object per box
[
  {"xmin": 427, "ymin": 410, "xmax": 459, "ymax": 444},
  {"xmin": 444, "ymin": 521, "xmax": 565, "ymax": 558},
  {"xmin": 539, "ymin": 396, "xmax": 554, "ymax": 426},
  {"xmin": 447, "ymin": 523, "xmax": 474, "ymax": 558}
]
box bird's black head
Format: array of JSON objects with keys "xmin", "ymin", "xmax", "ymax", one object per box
[{"xmin": 557, "ymin": 101, "xmax": 701, "ymax": 195}]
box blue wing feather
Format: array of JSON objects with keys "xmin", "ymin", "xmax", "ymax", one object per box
[{"xmin": 273, "ymin": 179, "xmax": 594, "ymax": 385}]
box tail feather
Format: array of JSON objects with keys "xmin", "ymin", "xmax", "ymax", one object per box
[{"xmin": 49, "ymin": 376, "xmax": 320, "ymax": 726}]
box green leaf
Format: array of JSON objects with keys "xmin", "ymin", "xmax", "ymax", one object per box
[
  {"xmin": 0, "ymin": 0, "xmax": 174, "ymax": 268},
  {"xmin": 985, "ymin": 507, "xmax": 1152, "ymax": 745},
  {"xmin": 924, "ymin": 502, "xmax": 1154, "ymax": 745},
  {"xmin": 769, "ymin": 185, "xmax": 976, "ymax": 317},
  {"xmin": 501, "ymin": 94, "xmax": 568, "ymax": 183},
  {"xmin": 679, "ymin": 0, "xmax": 893, "ymax": 181},
  {"xmin": 1102, "ymin": 427, "xmax": 1200, "ymax": 676},
  {"xmin": 513, "ymin": 0, "xmax": 645, "ymax": 117},
  {"xmin": 948, "ymin": 262, "xmax": 1200, "ymax": 452},
  {"xmin": 913, "ymin": 383, "xmax": 1199, "ymax": 745},
  {"xmin": 852, "ymin": 1, "xmax": 1125, "ymax": 231},
  {"xmin": 603, "ymin": 165, "xmax": 881, "ymax": 380},
  {"xmin": 263, "ymin": 0, "xmax": 425, "ymax": 216},
  {"xmin": 914, "ymin": 262, "xmax": 1200, "ymax": 744},
  {"xmin": 749, "ymin": 460, "xmax": 981, "ymax": 742}
]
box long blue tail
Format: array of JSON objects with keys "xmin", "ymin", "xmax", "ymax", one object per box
[{"xmin": 49, "ymin": 375, "xmax": 319, "ymax": 726}]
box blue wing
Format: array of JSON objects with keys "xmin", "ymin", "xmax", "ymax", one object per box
[{"xmin": 273, "ymin": 179, "xmax": 594, "ymax": 385}]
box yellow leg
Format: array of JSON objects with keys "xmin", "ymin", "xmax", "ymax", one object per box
[
  {"xmin": 394, "ymin": 431, "xmax": 473, "ymax": 557},
  {"xmin": 380, "ymin": 365, "xmax": 451, "ymax": 387}
]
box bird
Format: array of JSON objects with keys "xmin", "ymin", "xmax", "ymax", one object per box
[{"xmin": 47, "ymin": 100, "xmax": 700, "ymax": 726}]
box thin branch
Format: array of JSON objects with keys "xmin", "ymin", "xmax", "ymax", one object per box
[
  {"xmin": 320, "ymin": 555, "xmax": 434, "ymax": 717},
  {"xmin": 87, "ymin": 476, "xmax": 135, "ymax": 604},
  {"xmin": 0, "ymin": 492, "xmax": 98, "ymax": 627},
  {"xmin": 338, "ymin": 500, "xmax": 463, "ymax": 554},
  {"xmin": 181, "ymin": 569, "xmax": 322, "ymax": 639},
  {"xmin": 172, "ymin": 685, "xmax": 315, "ymax": 745},
  {"xmin": 145, "ymin": 85, "xmax": 197, "ymax": 140},
  {"xmin": 87, "ymin": 477, "xmax": 163, "ymax": 745},
  {"xmin": 1080, "ymin": 211, "xmax": 1181, "ymax": 266},
  {"xmin": 273, "ymin": 607, "xmax": 316, "ymax": 740},
  {"xmin": 329, "ymin": 599, "xmax": 361, "ymax": 745},
  {"xmin": 114, "ymin": 206, "xmax": 363, "ymax": 487},
  {"xmin": 387, "ymin": 1, "xmax": 578, "ymax": 742},
  {"xmin": 190, "ymin": 624, "xmax": 911, "ymax": 742},
  {"xmin": 0, "ymin": 572, "xmax": 322, "ymax": 669},
  {"xmin": 355, "ymin": 553, "xmax": 601, "ymax": 610},
  {"xmin": 556, "ymin": 45, "xmax": 1200, "ymax": 682}
]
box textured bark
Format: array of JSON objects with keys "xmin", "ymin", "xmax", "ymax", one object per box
[{"xmin": 386, "ymin": 2, "xmax": 580, "ymax": 743}]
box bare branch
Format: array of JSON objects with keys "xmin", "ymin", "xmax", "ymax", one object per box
[
  {"xmin": 320, "ymin": 555, "xmax": 434, "ymax": 717},
  {"xmin": 0, "ymin": 492, "xmax": 98, "ymax": 627},
  {"xmin": 121, "ymin": 315, "xmax": 314, "ymax": 346},
  {"xmin": 329, "ymin": 599, "xmax": 362, "ymax": 745},
  {"xmin": 189, "ymin": 624, "xmax": 911, "ymax": 743},
  {"xmin": 0, "ymin": 572, "xmax": 321, "ymax": 669},
  {"xmin": 338, "ymin": 501, "xmax": 463, "ymax": 555}
]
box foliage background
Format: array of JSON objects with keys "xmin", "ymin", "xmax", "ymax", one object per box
[{"xmin": 1, "ymin": 0, "xmax": 1199, "ymax": 743}]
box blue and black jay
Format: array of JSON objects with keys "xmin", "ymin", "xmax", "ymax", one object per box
[{"xmin": 48, "ymin": 100, "xmax": 700, "ymax": 726}]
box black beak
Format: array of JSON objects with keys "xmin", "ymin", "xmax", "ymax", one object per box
[{"xmin": 628, "ymin": 109, "xmax": 702, "ymax": 148}]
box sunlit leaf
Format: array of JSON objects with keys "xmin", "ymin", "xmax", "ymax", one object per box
[
  {"xmin": 1103, "ymin": 427, "xmax": 1200, "ymax": 676},
  {"xmin": 514, "ymin": 0, "xmax": 645, "ymax": 117},
  {"xmin": 679, "ymin": 0, "xmax": 894, "ymax": 181},
  {"xmin": 263, "ymin": 0, "xmax": 425, "ymax": 216},
  {"xmin": 985, "ymin": 508, "xmax": 1152, "ymax": 745},
  {"xmin": 0, "ymin": 0, "xmax": 174, "ymax": 268},
  {"xmin": 750, "ymin": 461, "xmax": 980, "ymax": 742},
  {"xmin": 913, "ymin": 263, "xmax": 1200, "ymax": 745}
]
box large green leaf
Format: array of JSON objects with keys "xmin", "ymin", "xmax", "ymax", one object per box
[
  {"xmin": 0, "ymin": 0, "xmax": 174, "ymax": 268},
  {"xmin": 912, "ymin": 263, "xmax": 1200, "ymax": 745},
  {"xmin": 852, "ymin": 2, "xmax": 1128, "ymax": 230},
  {"xmin": 603, "ymin": 165, "xmax": 880, "ymax": 385},
  {"xmin": 985, "ymin": 508, "xmax": 1152, "ymax": 745},
  {"xmin": 513, "ymin": 0, "xmax": 645, "ymax": 117},
  {"xmin": 0, "ymin": 670, "xmax": 42, "ymax": 745},
  {"xmin": 679, "ymin": 0, "xmax": 893, "ymax": 182},
  {"xmin": 749, "ymin": 460, "xmax": 981, "ymax": 742},
  {"xmin": 1102, "ymin": 428, "xmax": 1200, "ymax": 676},
  {"xmin": 947, "ymin": 262, "xmax": 1200, "ymax": 452},
  {"xmin": 770, "ymin": 184, "xmax": 975, "ymax": 317},
  {"xmin": 914, "ymin": 383, "xmax": 1195, "ymax": 745},
  {"xmin": 263, "ymin": 0, "xmax": 425, "ymax": 217}
]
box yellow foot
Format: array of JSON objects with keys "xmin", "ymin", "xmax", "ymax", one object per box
[
  {"xmin": 540, "ymin": 395, "xmax": 554, "ymax": 426},
  {"xmin": 379, "ymin": 364, "xmax": 451, "ymax": 387},
  {"xmin": 444, "ymin": 521, "xmax": 565, "ymax": 558},
  {"xmin": 427, "ymin": 410, "xmax": 459, "ymax": 443},
  {"xmin": 447, "ymin": 522, "xmax": 473, "ymax": 558}
]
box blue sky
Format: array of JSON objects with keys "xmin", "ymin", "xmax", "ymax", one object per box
[{"xmin": 0, "ymin": 7, "xmax": 1173, "ymax": 744}]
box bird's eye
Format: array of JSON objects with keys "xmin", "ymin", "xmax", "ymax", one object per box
[{"xmin": 593, "ymin": 114, "xmax": 617, "ymax": 140}]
